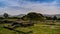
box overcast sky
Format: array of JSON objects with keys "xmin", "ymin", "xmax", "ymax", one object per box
[{"xmin": 0, "ymin": 0, "xmax": 60, "ymax": 15}]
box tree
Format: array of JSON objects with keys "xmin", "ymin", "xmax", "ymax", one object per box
[
  {"xmin": 26, "ymin": 12, "xmax": 44, "ymax": 20},
  {"xmin": 0, "ymin": 17, "xmax": 3, "ymax": 20},
  {"xmin": 58, "ymin": 18, "xmax": 60, "ymax": 20},
  {"xmin": 46, "ymin": 16, "xmax": 53, "ymax": 20},
  {"xmin": 53, "ymin": 16, "xmax": 57, "ymax": 20},
  {"xmin": 21, "ymin": 15, "xmax": 27, "ymax": 20},
  {"xmin": 27, "ymin": 12, "xmax": 37, "ymax": 20},
  {"xmin": 3, "ymin": 13, "xmax": 9, "ymax": 18}
]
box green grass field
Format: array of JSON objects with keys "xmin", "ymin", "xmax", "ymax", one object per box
[{"xmin": 0, "ymin": 21, "xmax": 60, "ymax": 34}]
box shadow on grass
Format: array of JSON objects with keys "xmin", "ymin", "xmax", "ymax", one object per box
[{"xmin": 3, "ymin": 26, "xmax": 33, "ymax": 34}]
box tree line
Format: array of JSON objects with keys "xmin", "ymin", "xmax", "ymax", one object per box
[{"xmin": 0, "ymin": 12, "xmax": 60, "ymax": 20}]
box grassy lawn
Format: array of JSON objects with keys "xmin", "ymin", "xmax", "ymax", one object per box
[
  {"xmin": 15, "ymin": 23, "xmax": 60, "ymax": 34},
  {"xmin": 0, "ymin": 21, "xmax": 60, "ymax": 34}
]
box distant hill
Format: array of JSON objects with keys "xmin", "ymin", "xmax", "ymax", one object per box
[
  {"xmin": 15, "ymin": 14, "xmax": 26, "ymax": 17},
  {"xmin": 0, "ymin": 14, "xmax": 26, "ymax": 17},
  {"xmin": 0, "ymin": 15, "xmax": 3, "ymax": 17},
  {"xmin": 9, "ymin": 14, "xmax": 26, "ymax": 17},
  {"xmin": 43, "ymin": 14, "xmax": 60, "ymax": 18},
  {"xmin": 0, "ymin": 14, "xmax": 60, "ymax": 18},
  {"xmin": 54, "ymin": 14, "xmax": 60, "ymax": 18}
]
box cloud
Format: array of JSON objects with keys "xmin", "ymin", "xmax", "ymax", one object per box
[
  {"xmin": 25, "ymin": 3, "xmax": 60, "ymax": 14},
  {"xmin": 24, "ymin": 0, "xmax": 55, "ymax": 3},
  {"xmin": 0, "ymin": 0, "xmax": 60, "ymax": 15}
]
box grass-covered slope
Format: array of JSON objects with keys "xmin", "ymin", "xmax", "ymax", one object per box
[{"xmin": 0, "ymin": 21, "xmax": 60, "ymax": 34}]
